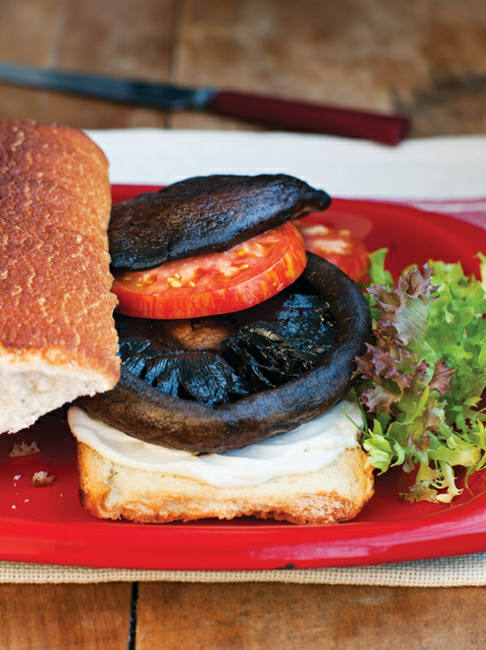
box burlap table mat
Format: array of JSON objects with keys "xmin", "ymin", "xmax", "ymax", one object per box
[
  {"xmin": 2, "ymin": 554, "xmax": 486, "ymax": 586},
  {"xmin": 1, "ymin": 194, "xmax": 485, "ymax": 587},
  {"xmin": 2, "ymin": 131, "xmax": 485, "ymax": 585}
]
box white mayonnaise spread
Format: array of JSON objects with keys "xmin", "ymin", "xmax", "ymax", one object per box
[{"xmin": 68, "ymin": 396, "xmax": 363, "ymax": 488}]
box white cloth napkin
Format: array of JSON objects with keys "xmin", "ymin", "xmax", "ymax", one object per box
[{"xmin": 86, "ymin": 129, "xmax": 486, "ymax": 201}]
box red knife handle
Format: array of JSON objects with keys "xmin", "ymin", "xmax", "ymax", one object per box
[{"xmin": 208, "ymin": 90, "xmax": 409, "ymax": 146}]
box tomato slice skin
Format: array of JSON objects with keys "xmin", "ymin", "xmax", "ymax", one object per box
[
  {"xmin": 294, "ymin": 220, "xmax": 369, "ymax": 281},
  {"xmin": 112, "ymin": 221, "xmax": 307, "ymax": 319}
]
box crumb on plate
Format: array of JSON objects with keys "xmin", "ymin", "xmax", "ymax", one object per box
[
  {"xmin": 32, "ymin": 471, "xmax": 55, "ymax": 487},
  {"xmin": 8, "ymin": 441, "xmax": 40, "ymax": 458}
]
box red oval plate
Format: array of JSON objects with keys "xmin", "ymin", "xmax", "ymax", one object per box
[{"xmin": 0, "ymin": 186, "xmax": 485, "ymax": 571}]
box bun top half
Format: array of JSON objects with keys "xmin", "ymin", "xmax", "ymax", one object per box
[{"xmin": 0, "ymin": 120, "xmax": 120, "ymax": 434}]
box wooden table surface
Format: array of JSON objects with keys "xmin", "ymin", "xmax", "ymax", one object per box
[{"xmin": 1, "ymin": 1, "xmax": 486, "ymax": 648}]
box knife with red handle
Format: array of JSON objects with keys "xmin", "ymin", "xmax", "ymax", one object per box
[
  {"xmin": 209, "ymin": 90, "xmax": 409, "ymax": 145},
  {"xmin": 0, "ymin": 61, "xmax": 410, "ymax": 145}
]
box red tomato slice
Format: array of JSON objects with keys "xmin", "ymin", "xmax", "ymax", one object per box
[
  {"xmin": 294, "ymin": 220, "xmax": 369, "ymax": 281},
  {"xmin": 112, "ymin": 221, "xmax": 307, "ymax": 319}
]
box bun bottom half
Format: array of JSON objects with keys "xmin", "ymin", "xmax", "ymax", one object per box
[{"xmin": 77, "ymin": 442, "xmax": 375, "ymax": 525}]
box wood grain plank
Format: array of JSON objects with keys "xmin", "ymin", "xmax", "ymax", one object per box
[
  {"xmin": 0, "ymin": 0, "xmax": 69, "ymax": 121},
  {"xmin": 172, "ymin": 0, "xmax": 486, "ymax": 136},
  {"xmin": 40, "ymin": 0, "xmax": 176, "ymax": 129},
  {"xmin": 2, "ymin": 0, "xmax": 486, "ymax": 134},
  {"xmin": 136, "ymin": 582, "xmax": 486, "ymax": 649},
  {"xmin": 0, "ymin": 0, "xmax": 68, "ymax": 64},
  {"xmin": 0, "ymin": 583, "xmax": 132, "ymax": 650},
  {"xmin": 0, "ymin": 0, "xmax": 176, "ymax": 128}
]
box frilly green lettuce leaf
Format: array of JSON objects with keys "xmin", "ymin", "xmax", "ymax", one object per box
[{"xmin": 356, "ymin": 252, "xmax": 486, "ymax": 503}]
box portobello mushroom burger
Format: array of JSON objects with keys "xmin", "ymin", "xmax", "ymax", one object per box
[{"xmin": 68, "ymin": 174, "xmax": 375, "ymax": 524}]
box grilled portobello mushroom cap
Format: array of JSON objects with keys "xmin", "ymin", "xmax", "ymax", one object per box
[
  {"xmin": 113, "ymin": 277, "xmax": 337, "ymax": 407},
  {"xmin": 109, "ymin": 174, "xmax": 331, "ymax": 270},
  {"xmin": 79, "ymin": 253, "xmax": 371, "ymax": 453}
]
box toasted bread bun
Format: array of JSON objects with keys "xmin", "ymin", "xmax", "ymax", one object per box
[
  {"xmin": 76, "ymin": 441, "xmax": 374, "ymax": 525},
  {"xmin": 0, "ymin": 120, "xmax": 120, "ymax": 434}
]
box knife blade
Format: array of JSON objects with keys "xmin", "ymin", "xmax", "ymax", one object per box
[{"xmin": 0, "ymin": 60, "xmax": 410, "ymax": 145}]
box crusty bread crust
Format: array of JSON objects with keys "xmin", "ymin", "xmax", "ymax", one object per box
[
  {"xmin": 0, "ymin": 120, "xmax": 120, "ymax": 433},
  {"xmin": 77, "ymin": 442, "xmax": 375, "ymax": 525}
]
